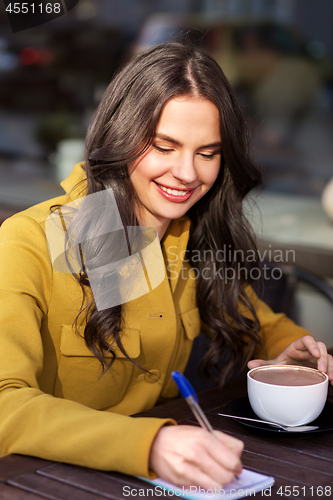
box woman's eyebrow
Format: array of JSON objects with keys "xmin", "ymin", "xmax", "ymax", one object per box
[{"xmin": 155, "ymin": 133, "xmax": 222, "ymax": 149}]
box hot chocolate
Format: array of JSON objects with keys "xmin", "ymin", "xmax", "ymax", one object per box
[
  {"xmin": 247, "ymin": 365, "xmax": 328, "ymax": 426},
  {"xmin": 250, "ymin": 366, "xmax": 326, "ymax": 386}
]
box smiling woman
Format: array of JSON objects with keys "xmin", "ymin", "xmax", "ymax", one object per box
[
  {"xmin": 0, "ymin": 41, "xmax": 332, "ymax": 491},
  {"xmin": 129, "ymin": 96, "xmax": 222, "ymax": 238}
]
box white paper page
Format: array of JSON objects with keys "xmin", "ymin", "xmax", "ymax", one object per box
[{"xmin": 138, "ymin": 468, "xmax": 275, "ymax": 500}]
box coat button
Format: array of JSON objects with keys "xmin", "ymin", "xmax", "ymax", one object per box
[{"xmin": 144, "ymin": 369, "xmax": 161, "ymax": 383}]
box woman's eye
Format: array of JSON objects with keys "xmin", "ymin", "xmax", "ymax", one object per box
[
  {"xmin": 154, "ymin": 145, "xmax": 172, "ymax": 154},
  {"xmin": 199, "ymin": 152, "xmax": 216, "ymax": 160}
]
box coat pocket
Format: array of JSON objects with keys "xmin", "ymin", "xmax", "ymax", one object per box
[
  {"xmin": 60, "ymin": 324, "xmax": 141, "ymax": 359},
  {"xmin": 55, "ymin": 324, "xmax": 141, "ymax": 409}
]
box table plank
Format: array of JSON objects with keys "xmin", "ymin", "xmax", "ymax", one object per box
[
  {"xmin": 36, "ymin": 464, "xmax": 159, "ymax": 499},
  {"xmin": 206, "ymin": 412, "xmax": 333, "ymax": 464},
  {"xmin": 242, "ymin": 450, "xmax": 332, "ymax": 486},
  {"xmin": 8, "ymin": 472, "xmax": 109, "ymax": 500},
  {"xmin": 0, "ymin": 455, "xmax": 52, "ymax": 482},
  {"xmin": 0, "ymin": 482, "xmax": 43, "ymax": 500}
]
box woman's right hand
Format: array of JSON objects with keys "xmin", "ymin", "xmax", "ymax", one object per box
[{"xmin": 149, "ymin": 425, "xmax": 244, "ymax": 490}]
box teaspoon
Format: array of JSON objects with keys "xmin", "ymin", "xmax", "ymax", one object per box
[{"xmin": 218, "ymin": 413, "xmax": 319, "ymax": 432}]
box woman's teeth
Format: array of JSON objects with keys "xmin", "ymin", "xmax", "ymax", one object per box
[{"xmin": 158, "ymin": 184, "xmax": 188, "ymax": 196}]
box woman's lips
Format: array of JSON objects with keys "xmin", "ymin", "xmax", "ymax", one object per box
[{"xmin": 154, "ymin": 182, "xmax": 195, "ymax": 202}]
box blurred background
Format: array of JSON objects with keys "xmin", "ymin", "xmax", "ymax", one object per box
[{"xmin": 0, "ymin": 0, "xmax": 333, "ymax": 349}]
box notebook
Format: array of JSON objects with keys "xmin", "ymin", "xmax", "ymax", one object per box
[{"xmin": 138, "ymin": 468, "xmax": 275, "ymax": 500}]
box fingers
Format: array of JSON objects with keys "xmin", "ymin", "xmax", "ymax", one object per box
[
  {"xmin": 209, "ymin": 430, "xmax": 243, "ymax": 469},
  {"xmin": 296, "ymin": 337, "xmax": 333, "ymax": 385},
  {"xmin": 327, "ymin": 354, "xmax": 333, "ymax": 384},
  {"xmin": 299, "ymin": 336, "xmax": 323, "ymax": 359},
  {"xmin": 213, "ymin": 429, "xmax": 244, "ymax": 457},
  {"xmin": 313, "ymin": 340, "xmax": 333, "ymax": 384},
  {"xmin": 210, "ymin": 430, "xmax": 243, "ymax": 476},
  {"xmin": 247, "ymin": 359, "xmax": 270, "ymax": 370},
  {"xmin": 179, "ymin": 433, "xmax": 242, "ymax": 489},
  {"xmin": 149, "ymin": 425, "xmax": 244, "ymax": 489},
  {"xmin": 316, "ymin": 341, "xmax": 329, "ymax": 372},
  {"xmin": 248, "ymin": 336, "xmax": 333, "ymax": 385}
]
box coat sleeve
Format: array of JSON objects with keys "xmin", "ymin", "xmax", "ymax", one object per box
[
  {"xmin": 245, "ymin": 286, "xmax": 311, "ymax": 360},
  {"xmin": 0, "ymin": 214, "xmax": 175, "ymax": 477}
]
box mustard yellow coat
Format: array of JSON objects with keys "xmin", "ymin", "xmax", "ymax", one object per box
[{"xmin": 0, "ymin": 163, "xmax": 308, "ymax": 477}]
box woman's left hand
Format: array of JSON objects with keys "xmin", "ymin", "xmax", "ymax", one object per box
[{"xmin": 247, "ymin": 335, "xmax": 333, "ymax": 385}]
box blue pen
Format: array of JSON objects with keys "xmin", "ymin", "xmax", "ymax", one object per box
[
  {"xmin": 171, "ymin": 371, "xmax": 214, "ymax": 431},
  {"xmin": 171, "ymin": 370, "xmax": 241, "ymax": 484}
]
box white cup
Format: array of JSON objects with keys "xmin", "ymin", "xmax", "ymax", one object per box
[{"xmin": 247, "ymin": 365, "xmax": 328, "ymax": 427}]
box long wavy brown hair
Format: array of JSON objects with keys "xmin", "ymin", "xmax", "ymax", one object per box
[{"xmin": 66, "ymin": 41, "xmax": 263, "ymax": 386}]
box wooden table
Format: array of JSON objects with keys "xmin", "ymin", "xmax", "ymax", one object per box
[{"xmin": 0, "ymin": 378, "xmax": 332, "ymax": 500}]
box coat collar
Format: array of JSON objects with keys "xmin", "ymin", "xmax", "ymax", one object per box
[
  {"xmin": 60, "ymin": 162, "xmax": 87, "ymax": 201},
  {"xmin": 60, "ymin": 162, "xmax": 192, "ymax": 293}
]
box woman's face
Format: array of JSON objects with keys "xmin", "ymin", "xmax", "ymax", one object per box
[{"xmin": 129, "ymin": 95, "xmax": 222, "ymax": 238}]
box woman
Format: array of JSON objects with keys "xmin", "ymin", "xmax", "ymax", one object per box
[{"xmin": 0, "ymin": 41, "xmax": 332, "ymax": 490}]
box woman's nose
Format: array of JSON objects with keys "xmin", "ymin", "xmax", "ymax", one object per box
[{"xmin": 171, "ymin": 154, "xmax": 198, "ymax": 185}]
